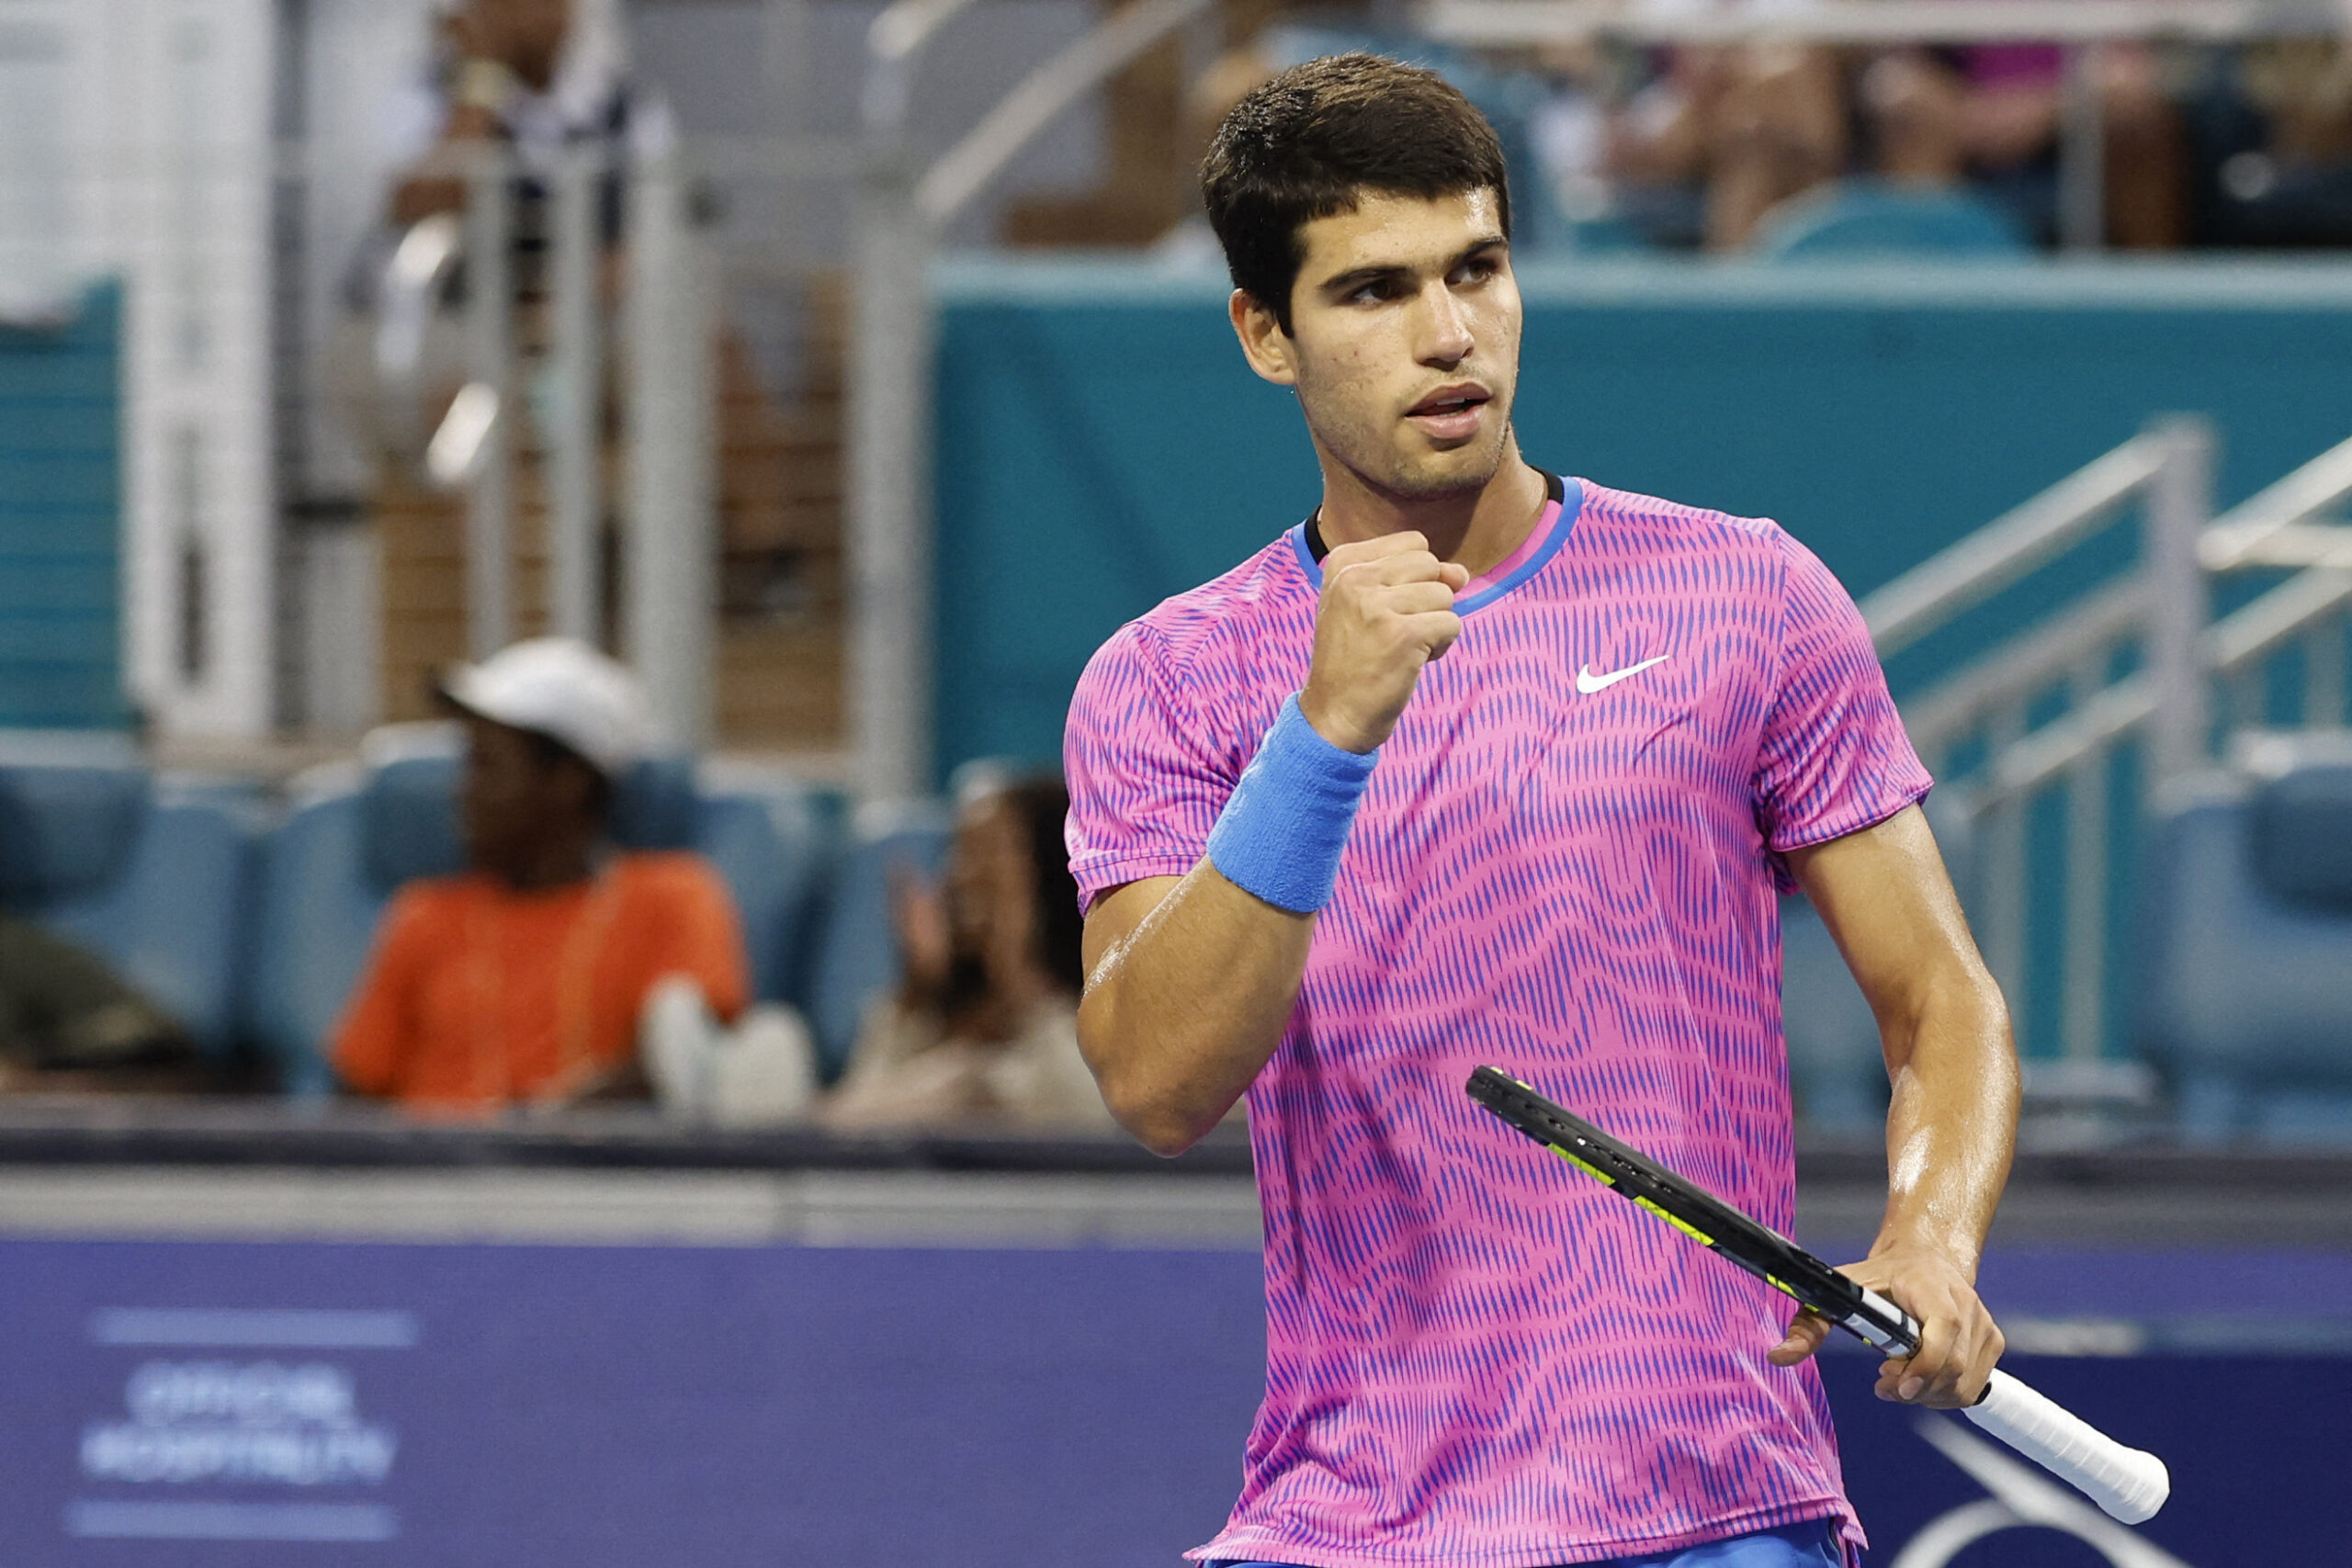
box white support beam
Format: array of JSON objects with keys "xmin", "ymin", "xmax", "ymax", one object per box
[{"xmin": 624, "ymin": 148, "xmax": 718, "ymax": 750}]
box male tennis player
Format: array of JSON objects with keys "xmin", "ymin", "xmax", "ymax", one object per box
[{"xmin": 1064, "ymin": 54, "xmax": 2018, "ymax": 1568}]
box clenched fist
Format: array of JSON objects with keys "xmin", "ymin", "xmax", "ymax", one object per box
[{"xmin": 1298, "ymin": 532, "xmax": 1468, "ymax": 754}]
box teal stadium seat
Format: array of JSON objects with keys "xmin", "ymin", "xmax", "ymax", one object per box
[
  {"xmin": 2138, "ymin": 741, "xmax": 2352, "ymax": 1145},
  {"xmin": 1752, "ymin": 180, "xmax": 2031, "ymax": 261},
  {"xmin": 245, "ymin": 728, "xmax": 827, "ymax": 1096},
  {"xmin": 0, "ymin": 732, "xmax": 257, "ymax": 1055},
  {"xmin": 803, "ymin": 801, "xmax": 951, "ymax": 1081}
]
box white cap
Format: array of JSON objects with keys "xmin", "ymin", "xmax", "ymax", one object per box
[{"xmin": 438, "ymin": 637, "xmax": 653, "ymax": 778}]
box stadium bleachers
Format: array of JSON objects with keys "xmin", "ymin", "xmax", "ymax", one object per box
[
  {"xmin": 3, "ymin": 711, "xmax": 2347, "ymax": 1148},
  {"xmin": 241, "ymin": 725, "xmax": 833, "ymax": 1096},
  {"xmin": 1749, "ymin": 180, "xmax": 2033, "ymax": 261},
  {"xmin": 0, "ymin": 731, "xmax": 256, "ymax": 1056}
]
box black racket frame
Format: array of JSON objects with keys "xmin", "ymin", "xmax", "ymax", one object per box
[{"xmin": 1465, "ymin": 1066, "xmax": 1920, "ymax": 1356}]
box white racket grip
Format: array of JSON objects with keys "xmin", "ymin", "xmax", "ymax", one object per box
[{"xmin": 1963, "ymin": 1369, "xmax": 2170, "ymax": 1524}]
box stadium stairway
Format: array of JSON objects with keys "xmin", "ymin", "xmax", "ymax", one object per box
[{"xmin": 1778, "ymin": 421, "xmax": 2352, "ymax": 1145}]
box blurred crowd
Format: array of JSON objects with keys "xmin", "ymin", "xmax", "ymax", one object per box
[
  {"xmin": 1175, "ymin": 15, "xmax": 2352, "ymax": 255},
  {"xmin": 334, "ymin": 637, "xmax": 1106, "ymax": 1133},
  {"xmin": 2, "ymin": 637, "xmax": 1109, "ymax": 1135}
]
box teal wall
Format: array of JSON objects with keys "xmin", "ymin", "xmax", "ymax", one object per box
[
  {"xmin": 933, "ymin": 257, "xmax": 2352, "ymax": 781},
  {"xmin": 0, "ymin": 283, "xmax": 125, "ymax": 729}
]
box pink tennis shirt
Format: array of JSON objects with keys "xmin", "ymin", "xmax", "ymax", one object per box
[{"xmin": 1063, "ymin": 472, "xmax": 1930, "ymax": 1567}]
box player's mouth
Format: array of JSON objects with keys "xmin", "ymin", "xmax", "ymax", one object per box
[{"xmin": 1404, "ymin": 383, "xmax": 1491, "ymax": 444}]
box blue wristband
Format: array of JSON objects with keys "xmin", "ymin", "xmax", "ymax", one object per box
[{"xmin": 1205, "ymin": 694, "xmax": 1377, "ymax": 913}]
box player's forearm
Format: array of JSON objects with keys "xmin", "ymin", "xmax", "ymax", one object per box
[
  {"xmin": 1872, "ymin": 965, "xmax": 2019, "ymax": 1278},
  {"xmin": 1077, "ymin": 864, "xmax": 1312, "ymax": 1156}
]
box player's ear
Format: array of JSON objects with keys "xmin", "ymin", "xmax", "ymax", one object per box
[{"xmin": 1229, "ymin": 288, "xmax": 1296, "ymax": 387}]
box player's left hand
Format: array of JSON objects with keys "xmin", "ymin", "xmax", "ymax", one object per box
[{"xmin": 1765, "ymin": 1241, "xmax": 2004, "ymax": 1408}]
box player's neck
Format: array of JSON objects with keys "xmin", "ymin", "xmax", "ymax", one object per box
[{"xmin": 1313, "ymin": 447, "xmax": 1547, "ymax": 580}]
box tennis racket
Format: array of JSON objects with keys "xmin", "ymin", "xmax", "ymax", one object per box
[{"xmin": 1464, "ymin": 1066, "xmax": 2170, "ymax": 1525}]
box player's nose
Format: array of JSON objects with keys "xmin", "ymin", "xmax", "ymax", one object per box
[{"xmin": 1415, "ymin": 280, "xmax": 1474, "ymax": 367}]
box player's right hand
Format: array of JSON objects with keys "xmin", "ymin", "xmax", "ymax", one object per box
[{"xmin": 1298, "ymin": 532, "xmax": 1468, "ymax": 753}]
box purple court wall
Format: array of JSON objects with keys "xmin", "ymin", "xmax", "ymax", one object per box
[{"xmin": 0, "ymin": 1237, "xmax": 2336, "ymax": 1565}]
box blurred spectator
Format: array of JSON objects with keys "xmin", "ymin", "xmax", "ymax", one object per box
[
  {"xmin": 1604, "ymin": 5, "xmax": 2187, "ymax": 250},
  {"xmin": 0, "ymin": 916, "xmax": 195, "ymax": 1091},
  {"xmin": 332, "ymin": 639, "xmax": 803, "ymax": 1119},
  {"xmin": 2188, "ymin": 34, "xmax": 2352, "ymax": 246},
  {"xmin": 820, "ymin": 776, "xmax": 1111, "ymax": 1134},
  {"xmin": 389, "ymin": 0, "xmax": 650, "ymax": 230},
  {"xmin": 1629, "ymin": 43, "xmax": 1849, "ymax": 252},
  {"xmin": 1853, "ymin": 34, "xmax": 2184, "ymax": 248}
]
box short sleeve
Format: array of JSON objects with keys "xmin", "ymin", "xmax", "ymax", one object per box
[
  {"xmin": 1753, "ymin": 531, "xmax": 1933, "ymax": 874},
  {"xmin": 1062, "ymin": 621, "xmax": 1240, "ymax": 911}
]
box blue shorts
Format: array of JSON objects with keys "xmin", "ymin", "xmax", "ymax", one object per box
[{"xmin": 1214, "ymin": 1516, "xmax": 1847, "ymax": 1568}]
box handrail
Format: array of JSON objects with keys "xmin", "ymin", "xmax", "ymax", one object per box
[
  {"xmin": 1900, "ymin": 576, "xmax": 2151, "ymax": 753},
  {"xmin": 1966, "ymin": 564, "xmax": 2352, "ymax": 796},
  {"xmin": 916, "ymin": 0, "xmax": 1216, "ymax": 227},
  {"xmin": 1860, "ymin": 434, "xmax": 2168, "ymax": 657},
  {"xmin": 1986, "ymin": 676, "xmax": 2157, "ymax": 799},
  {"xmin": 2208, "ymin": 566, "xmax": 2352, "ymax": 671},
  {"xmin": 1421, "ymin": 0, "xmax": 2344, "ymax": 48},
  {"xmin": 2199, "ymin": 430, "xmax": 2352, "ymax": 570},
  {"xmin": 2191, "ymin": 430, "xmax": 2352, "ymax": 570},
  {"xmin": 2215, "ymin": 522, "xmax": 2352, "ymax": 570}
]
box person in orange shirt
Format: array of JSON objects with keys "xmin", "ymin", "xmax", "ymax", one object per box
[{"xmin": 332, "ymin": 638, "xmax": 788, "ymax": 1117}]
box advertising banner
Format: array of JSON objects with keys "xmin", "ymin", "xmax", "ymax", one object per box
[{"xmin": 0, "ymin": 1237, "xmax": 2338, "ymax": 1565}]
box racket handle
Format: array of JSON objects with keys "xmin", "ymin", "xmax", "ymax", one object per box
[{"xmin": 1963, "ymin": 1369, "xmax": 2170, "ymax": 1524}]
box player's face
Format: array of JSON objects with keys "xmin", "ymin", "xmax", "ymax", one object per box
[{"xmin": 1238, "ymin": 188, "xmax": 1521, "ymax": 502}]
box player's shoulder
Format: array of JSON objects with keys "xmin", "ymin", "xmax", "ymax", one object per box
[
  {"xmin": 1076, "ymin": 532, "xmax": 1307, "ymax": 696},
  {"xmin": 1566, "ymin": 477, "xmax": 1838, "ymax": 615},
  {"xmin": 1571, "ymin": 477, "xmax": 1802, "ymax": 558}
]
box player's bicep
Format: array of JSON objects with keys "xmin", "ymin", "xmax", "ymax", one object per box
[{"xmin": 1784, "ymin": 805, "xmax": 1996, "ymax": 1065}]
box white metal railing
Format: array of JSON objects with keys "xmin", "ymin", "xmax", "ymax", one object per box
[
  {"xmin": 2200, "ymin": 436, "xmax": 2352, "ymax": 738},
  {"xmin": 848, "ymin": 0, "xmax": 1216, "ymax": 799},
  {"xmin": 1872, "ymin": 420, "xmax": 2352, "ymax": 1061},
  {"xmin": 1866, "ymin": 434, "xmax": 2177, "ymax": 660},
  {"xmin": 1862, "ymin": 418, "xmax": 2211, "ymax": 1063}
]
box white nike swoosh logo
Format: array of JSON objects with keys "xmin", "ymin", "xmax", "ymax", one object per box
[{"xmin": 1575, "ymin": 655, "xmax": 1669, "ymax": 694}]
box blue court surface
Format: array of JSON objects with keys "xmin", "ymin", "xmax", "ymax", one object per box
[{"xmin": 0, "ymin": 1236, "xmax": 2339, "ymax": 1566}]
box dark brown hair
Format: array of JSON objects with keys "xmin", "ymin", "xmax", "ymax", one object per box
[
  {"xmin": 1202, "ymin": 53, "xmax": 1510, "ymax": 334},
  {"xmin": 1003, "ymin": 775, "xmax": 1085, "ymax": 998}
]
